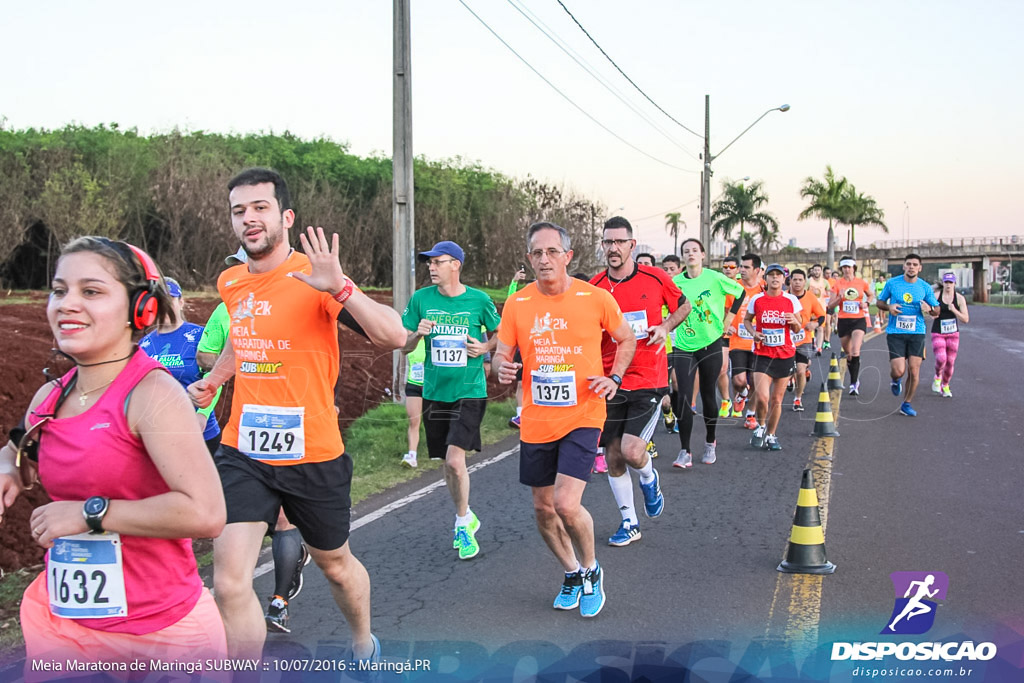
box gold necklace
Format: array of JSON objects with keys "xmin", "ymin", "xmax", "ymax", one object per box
[{"xmin": 77, "ymin": 376, "xmax": 117, "ymax": 406}]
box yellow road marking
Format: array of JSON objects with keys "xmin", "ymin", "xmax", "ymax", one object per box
[{"xmin": 764, "ymin": 334, "xmax": 882, "ymax": 652}]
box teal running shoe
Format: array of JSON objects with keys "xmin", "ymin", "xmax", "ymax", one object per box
[
  {"xmin": 579, "ymin": 564, "xmax": 606, "ymax": 618},
  {"xmin": 553, "ymin": 571, "xmax": 583, "ymax": 610}
]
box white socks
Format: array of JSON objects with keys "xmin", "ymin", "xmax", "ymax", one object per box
[{"xmin": 607, "ymin": 473, "xmax": 636, "ymax": 525}]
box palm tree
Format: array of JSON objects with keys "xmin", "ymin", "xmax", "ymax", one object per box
[
  {"xmin": 798, "ymin": 165, "xmax": 848, "ymax": 271},
  {"xmin": 839, "ymin": 186, "xmax": 887, "ymax": 259},
  {"xmin": 664, "ymin": 212, "xmax": 685, "ymax": 256},
  {"xmin": 710, "ymin": 179, "xmax": 778, "ymax": 256},
  {"xmin": 757, "ymin": 223, "xmax": 782, "ymax": 253}
]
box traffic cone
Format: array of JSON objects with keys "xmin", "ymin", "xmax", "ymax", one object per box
[
  {"xmin": 811, "ymin": 383, "xmax": 840, "ymax": 437},
  {"xmin": 777, "ymin": 468, "xmax": 836, "ymax": 575},
  {"xmin": 873, "ymin": 316, "xmax": 882, "ymax": 332},
  {"xmin": 827, "ymin": 354, "xmax": 843, "ymax": 391}
]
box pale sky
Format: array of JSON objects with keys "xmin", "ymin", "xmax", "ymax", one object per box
[{"xmin": 3, "ymin": 0, "xmax": 1022, "ymax": 255}]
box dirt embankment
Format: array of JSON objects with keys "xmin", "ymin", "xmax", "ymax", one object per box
[{"xmin": 0, "ymin": 290, "xmax": 511, "ymax": 571}]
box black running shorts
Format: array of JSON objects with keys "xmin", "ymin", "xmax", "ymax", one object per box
[
  {"xmin": 887, "ymin": 333, "xmax": 926, "ymax": 360},
  {"xmin": 837, "ymin": 317, "xmax": 867, "ymax": 338},
  {"xmin": 599, "ymin": 387, "xmax": 667, "ymax": 446},
  {"xmin": 422, "ymin": 398, "xmax": 486, "ymax": 460},
  {"xmin": 752, "ymin": 354, "xmax": 797, "ymax": 380},
  {"xmin": 215, "ymin": 445, "xmax": 353, "ymax": 551},
  {"xmin": 728, "ymin": 349, "xmax": 756, "ymax": 378}
]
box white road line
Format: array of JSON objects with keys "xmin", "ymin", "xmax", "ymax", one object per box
[{"xmin": 252, "ymin": 444, "xmax": 520, "ymax": 579}]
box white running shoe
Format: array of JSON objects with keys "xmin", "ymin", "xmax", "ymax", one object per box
[
  {"xmin": 941, "ymin": 384, "xmax": 952, "ymax": 398},
  {"xmin": 672, "ymin": 450, "xmax": 692, "ymax": 469},
  {"xmin": 931, "ymin": 377, "xmax": 942, "ymax": 394},
  {"xmin": 701, "ymin": 442, "xmax": 717, "ymax": 465},
  {"xmin": 401, "ymin": 452, "xmax": 418, "ymax": 468}
]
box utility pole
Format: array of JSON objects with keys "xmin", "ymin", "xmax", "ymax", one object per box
[
  {"xmin": 392, "ymin": 0, "xmax": 415, "ymax": 395},
  {"xmin": 700, "ymin": 95, "xmax": 712, "ymax": 252}
]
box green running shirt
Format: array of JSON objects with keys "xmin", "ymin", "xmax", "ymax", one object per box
[
  {"xmin": 401, "ymin": 285, "xmax": 501, "ymax": 402},
  {"xmin": 671, "ymin": 268, "xmax": 745, "ymax": 351}
]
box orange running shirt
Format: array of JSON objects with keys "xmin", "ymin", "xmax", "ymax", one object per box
[
  {"xmin": 727, "ymin": 279, "xmax": 765, "ymax": 351},
  {"xmin": 497, "ymin": 278, "xmax": 625, "ymax": 444},
  {"xmin": 793, "ymin": 290, "xmax": 826, "ymax": 348},
  {"xmin": 835, "ymin": 277, "xmax": 872, "ymax": 319},
  {"xmin": 218, "ymin": 251, "xmax": 345, "ymax": 465}
]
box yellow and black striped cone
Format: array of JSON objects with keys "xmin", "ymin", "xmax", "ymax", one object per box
[
  {"xmin": 811, "ymin": 383, "xmax": 840, "ymax": 437},
  {"xmin": 777, "ymin": 468, "xmax": 836, "ymax": 574},
  {"xmin": 827, "ymin": 353, "xmax": 844, "ymax": 391}
]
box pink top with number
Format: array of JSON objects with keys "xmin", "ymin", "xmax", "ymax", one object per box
[{"xmin": 30, "ymin": 351, "xmax": 203, "ymax": 634}]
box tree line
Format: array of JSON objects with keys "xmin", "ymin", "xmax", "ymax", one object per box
[
  {"xmin": 0, "ymin": 124, "xmax": 607, "ymax": 290},
  {"xmin": 670, "ymin": 165, "xmax": 887, "ymax": 268}
]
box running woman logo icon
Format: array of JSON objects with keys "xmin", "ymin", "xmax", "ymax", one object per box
[{"xmin": 881, "ymin": 571, "xmax": 949, "ymax": 635}]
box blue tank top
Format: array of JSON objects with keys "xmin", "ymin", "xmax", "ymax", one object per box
[{"xmin": 140, "ymin": 323, "xmax": 220, "ymax": 439}]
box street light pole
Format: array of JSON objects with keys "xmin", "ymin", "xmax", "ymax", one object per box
[
  {"xmin": 700, "ymin": 95, "xmax": 712, "ymax": 251},
  {"xmin": 699, "ymin": 96, "xmax": 790, "ymax": 255}
]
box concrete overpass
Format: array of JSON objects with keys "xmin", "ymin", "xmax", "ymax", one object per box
[{"xmin": 716, "ymin": 235, "xmax": 1023, "ymax": 302}]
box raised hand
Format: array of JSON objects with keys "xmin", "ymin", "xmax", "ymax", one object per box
[{"xmin": 290, "ymin": 226, "xmax": 347, "ymax": 295}]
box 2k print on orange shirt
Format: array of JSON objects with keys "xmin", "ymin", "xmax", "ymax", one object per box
[
  {"xmin": 218, "ymin": 251, "xmax": 346, "ymax": 465},
  {"xmin": 497, "ymin": 278, "xmax": 625, "ymax": 444}
]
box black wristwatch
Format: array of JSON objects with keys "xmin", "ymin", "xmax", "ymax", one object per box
[
  {"xmin": 83, "ymin": 496, "xmax": 110, "ymax": 533},
  {"xmin": 609, "ymin": 374, "xmax": 623, "ymax": 386}
]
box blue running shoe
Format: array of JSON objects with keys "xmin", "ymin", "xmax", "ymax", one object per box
[
  {"xmin": 899, "ymin": 402, "xmax": 917, "ymax": 417},
  {"xmin": 639, "ymin": 469, "xmax": 664, "ymax": 518},
  {"xmin": 891, "ymin": 378, "xmax": 902, "ymax": 396},
  {"xmin": 579, "ymin": 564, "xmax": 606, "ymax": 618},
  {"xmin": 608, "ymin": 521, "xmax": 641, "ymax": 546},
  {"xmin": 553, "ymin": 571, "xmax": 583, "ymax": 610},
  {"xmin": 350, "ymin": 633, "xmax": 382, "ymax": 682}
]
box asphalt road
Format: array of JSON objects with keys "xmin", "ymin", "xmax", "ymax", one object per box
[
  {"xmin": 3, "ymin": 307, "xmax": 1019, "ymax": 682},
  {"xmin": 244, "ymin": 308, "xmax": 1018, "ymax": 680}
]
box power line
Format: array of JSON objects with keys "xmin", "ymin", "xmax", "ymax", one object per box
[
  {"xmin": 634, "ymin": 196, "xmax": 699, "ymax": 223},
  {"xmin": 555, "ymin": 0, "xmax": 704, "ymax": 140},
  {"xmin": 506, "ymin": 0, "xmax": 699, "ymax": 161},
  {"xmin": 456, "ymin": 0, "xmax": 698, "ymax": 174}
]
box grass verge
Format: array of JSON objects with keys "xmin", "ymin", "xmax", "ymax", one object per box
[
  {"xmin": 0, "ymin": 567, "xmax": 38, "ymax": 657},
  {"xmin": 347, "ymin": 398, "xmax": 517, "ymax": 503}
]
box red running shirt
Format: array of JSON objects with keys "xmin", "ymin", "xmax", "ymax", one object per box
[
  {"xmin": 746, "ymin": 292, "xmax": 802, "ymax": 359},
  {"xmin": 590, "ymin": 264, "xmax": 684, "ymax": 390}
]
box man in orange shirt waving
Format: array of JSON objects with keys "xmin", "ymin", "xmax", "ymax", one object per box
[
  {"xmin": 493, "ymin": 221, "xmax": 635, "ymax": 619},
  {"xmin": 190, "ymin": 168, "xmax": 407, "ymax": 664}
]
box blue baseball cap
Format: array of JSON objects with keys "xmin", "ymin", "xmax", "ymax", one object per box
[
  {"xmin": 165, "ymin": 278, "xmax": 182, "ymax": 298},
  {"xmin": 418, "ymin": 240, "xmax": 464, "ymax": 263},
  {"xmin": 764, "ymin": 263, "xmax": 787, "ymax": 276}
]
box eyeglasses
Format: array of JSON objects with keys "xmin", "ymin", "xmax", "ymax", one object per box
[
  {"xmin": 721, "ymin": 264, "xmax": 738, "ymax": 270},
  {"xmin": 600, "ymin": 239, "xmax": 634, "ymax": 248},
  {"xmin": 529, "ymin": 248, "xmax": 568, "ymax": 259},
  {"xmin": 428, "ymin": 258, "xmax": 456, "ymax": 267}
]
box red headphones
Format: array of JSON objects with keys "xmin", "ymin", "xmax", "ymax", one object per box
[
  {"xmin": 124, "ymin": 244, "xmax": 161, "ymax": 330},
  {"xmin": 95, "ymin": 238, "xmax": 162, "ymax": 330}
]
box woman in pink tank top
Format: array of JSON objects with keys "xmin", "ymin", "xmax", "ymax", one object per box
[{"xmin": 0, "ymin": 237, "xmax": 227, "ymax": 679}]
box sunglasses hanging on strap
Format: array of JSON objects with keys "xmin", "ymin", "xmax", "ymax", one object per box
[{"xmin": 9, "ymin": 372, "xmax": 79, "ymax": 490}]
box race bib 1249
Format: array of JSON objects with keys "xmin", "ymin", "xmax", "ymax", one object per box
[{"xmin": 239, "ymin": 405, "xmax": 305, "ymax": 460}]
